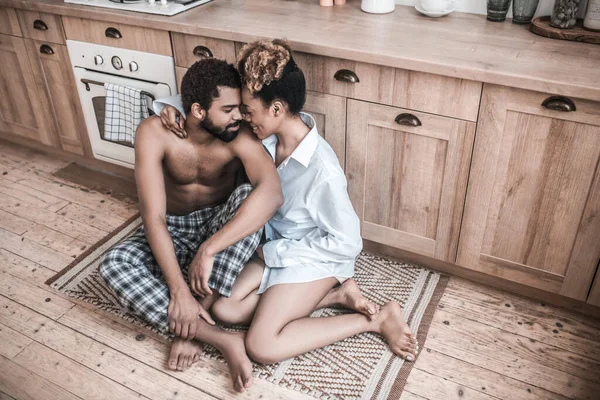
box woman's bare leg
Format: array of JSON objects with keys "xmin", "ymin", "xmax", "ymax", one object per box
[
  {"xmin": 211, "ymin": 258, "xmax": 264, "ymax": 325},
  {"xmin": 213, "ymin": 259, "xmax": 380, "ymax": 325},
  {"xmin": 245, "ymin": 278, "xmax": 418, "ymax": 365},
  {"xmin": 315, "ymin": 278, "xmax": 380, "ymax": 320}
]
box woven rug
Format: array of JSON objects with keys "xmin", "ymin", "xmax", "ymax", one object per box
[{"xmin": 47, "ymin": 214, "xmax": 448, "ymax": 400}]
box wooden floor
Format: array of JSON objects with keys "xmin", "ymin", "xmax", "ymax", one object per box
[{"xmin": 0, "ymin": 141, "xmax": 599, "ymax": 400}]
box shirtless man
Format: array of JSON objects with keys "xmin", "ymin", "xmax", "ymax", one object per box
[{"xmin": 99, "ymin": 58, "xmax": 283, "ymax": 393}]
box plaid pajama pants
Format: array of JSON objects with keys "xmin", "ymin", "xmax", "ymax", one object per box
[{"xmin": 99, "ymin": 183, "xmax": 262, "ymax": 333}]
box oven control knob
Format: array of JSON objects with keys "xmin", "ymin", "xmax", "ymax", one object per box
[
  {"xmin": 94, "ymin": 55, "xmax": 104, "ymax": 65},
  {"xmin": 129, "ymin": 61, "xmax": 139, "ymax": 72},
  {"xmin": 111, "ymin": 56, "xmax": 123, "ymax": 70}
]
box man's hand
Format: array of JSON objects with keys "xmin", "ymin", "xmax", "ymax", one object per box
[
  {"xmin": 168, "ymin": 287, "xmax": 215, "ymax": 339},
  {"xmin": 189, "ymin": 247, "xmax": 214, "ymax": 297},
  {"xmin": 159, "ymin": 105, "xmax": 187, "ymax": 138}
]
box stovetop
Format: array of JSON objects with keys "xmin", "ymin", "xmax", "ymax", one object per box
[{"xmin": 64, "ymin": 0, "xmax": 212, "ymax": 16}]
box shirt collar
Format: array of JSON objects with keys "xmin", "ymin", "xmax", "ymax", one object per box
[{"xmin": 261, "ymin": 112, "xmax": 319, "ymax": 168}]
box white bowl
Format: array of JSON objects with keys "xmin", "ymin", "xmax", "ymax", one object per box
[{"xmin": 415, "ymin": 4, "xmax": 454, "ymax": 17}]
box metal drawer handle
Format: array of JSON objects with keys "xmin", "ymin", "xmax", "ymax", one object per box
[
  {"xmin": 334, "ymin": 69, "xmax": 360, "ymax": 84},
  {"xmin": 40, "ymin": 44, "xmax": 54, "ymax": 55},
  {"xmin": 33, "ymin": 19, "xmax": 48, "ymax": 31},
  {"xmin": 105, "ymin": 27, "xmax": 122, "ymax": 39},
  {"xmin": 193, "ymin": 45, "xmax": 213, "ymax": 58},
  {"xmin": 542, "ymin": 96, "xmax": 576, "ymax": 112},
  {"xmin": 395, "ymin": 113, "xmax": 422, "ymax": 127}
]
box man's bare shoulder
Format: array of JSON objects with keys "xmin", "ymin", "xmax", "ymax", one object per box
[{"xmin": 135, "ymin": 116, "xmax": 172, "ymax": 150}]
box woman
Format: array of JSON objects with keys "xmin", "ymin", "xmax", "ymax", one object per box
[{"xmin": 159, "ymin": 39, "xmax": 418, "ymax": 391}]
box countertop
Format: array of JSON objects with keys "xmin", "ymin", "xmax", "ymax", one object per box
[{"xmin": 2, "ymin": 0, "xmax": 599, "ymax": 101}]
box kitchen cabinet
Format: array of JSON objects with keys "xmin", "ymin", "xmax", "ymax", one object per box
[
  {"xmin": 24, "ymin": 39, "xmax": 91, "ymax": 156},
  {"xmin": 0, "ymin": 6, "xmax": 21, "ymax": 36},
  {"xmin": 61, "ymin": 16, "xmax": 172, "ymax": 56},
  {"xmin": 587, "ymin": 263, "xmax": 600, "ymax": 306},
  {"xmin": 0, "ymin": 33, "xmax": 58, "ymax": 147},
  {"xmin": 16, "ymin": 9, "xmax": 65, "ymax": 44},
  {"xmin": 346, "ymin": 99, "xmax": 475, "ymax": 263},
  {"xmin": 302, "ymin": 91, "xmax": 346, "ymax": 168},
  {"xmin": 172, "ymin": 32, "xmax": 236, "ymax": 68},
  {"xmin": 457, "ymin": 84, "xmax": 600, "ymax": 300}
]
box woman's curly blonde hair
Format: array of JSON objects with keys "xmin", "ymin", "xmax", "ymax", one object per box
[{"xmin": 237, "ymin": 39, "xmax": 292, "ymax": 94}]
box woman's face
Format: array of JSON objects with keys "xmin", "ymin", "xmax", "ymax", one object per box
[{"xmin": 241, "ymin": 88, "xmax": 279, "ymax": 140}]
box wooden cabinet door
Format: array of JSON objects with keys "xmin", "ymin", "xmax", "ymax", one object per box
[
  {"xmin": 346, "ymin": 99, "xmax": 475, "ymax": 262},
  {"xmin": 0, "ymin": 34, "xmax": 57, "ymax": 146},
  {"xmin": 457, "ymin": 84, "xmax": 600, "ymax": 299},
  {"xmin": 24, "ymin": 39, "xmax": 91, "ymax": 156},
  {"xmin": 303, "ymin": 91, "xmax": 346, "ymax": 168},
  {"xmin": 587, "ymin": 263, "xmax": 600, "ymax": 306}
]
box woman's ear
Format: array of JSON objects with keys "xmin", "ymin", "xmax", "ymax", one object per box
[
  {"xmin": 272, "ymin": 101, "xmax": 284, "ymax": 117},
  {"xmin": 191, "ymin": 103, "xmax": 204, "ymax": 120}
]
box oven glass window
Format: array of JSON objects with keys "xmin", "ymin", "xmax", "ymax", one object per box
[{"xmin": 92, "ymin": 95, "xmax": 154, "ymax": 148}]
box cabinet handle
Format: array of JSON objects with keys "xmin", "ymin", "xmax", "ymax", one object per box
[
  {"xmin": 33, "ymin": 19, "xmax": 48, "ymax": 31},
  {"xmin": 542, "ymin": 96, "xmax": 576, "ymax": 112},
  {"xmin": 192, "ymin": 45, "xmax": 213, "ymax": 58},
  {"xmin": 395, "ymin": 113, "xmax": 422, "ymax": 127},
  {"xmin": 40, "ymin": 44, "xmax": 54, "ymax": 55},
  {"xmin": 334, "ymin": 69, "xmax": 360, "ymax": 84},
  {"xmin": 105, "ymin": 27, "xmax": 122, "ymax": 39}
]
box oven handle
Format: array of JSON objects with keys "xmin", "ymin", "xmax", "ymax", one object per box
[{"xmin": 80, "ymin": 78, "xmax": 156, "ymax": 101}]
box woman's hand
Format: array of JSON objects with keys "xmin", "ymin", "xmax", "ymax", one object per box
[{"xmin": 159, "ymin": 105, "xmax": 187, "ymax": 138}]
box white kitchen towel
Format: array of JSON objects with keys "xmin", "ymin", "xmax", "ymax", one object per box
[{"xmin": 104, "ymin": 83, "xmax": 150, "ymax": 145}]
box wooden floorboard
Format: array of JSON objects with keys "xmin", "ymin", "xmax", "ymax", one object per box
[{"xmin": 0, "ymin": 143, "xmax": 598, "ymax": 400}]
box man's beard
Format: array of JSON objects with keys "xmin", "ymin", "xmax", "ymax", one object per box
[{"xmin": 200, "ymin": 116, "xmax": 240, "ymax": 143}]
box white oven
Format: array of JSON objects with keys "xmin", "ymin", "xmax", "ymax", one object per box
[{"xmin": 67, "ymin": 40, "xmax": 177, "ymax": 168}]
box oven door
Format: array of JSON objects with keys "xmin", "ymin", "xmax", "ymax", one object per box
[{"xmin": 72, "ymin": 67, "xmax": 173, "ymax": 168}]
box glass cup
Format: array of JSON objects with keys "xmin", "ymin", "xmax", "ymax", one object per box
[
  {"xmin": 487, "ymin": 0, "xmax": 513, "ymax": 22},
  {"xmin": 512, "ymin": 0, "xmax": 540, "ymax": 24}
]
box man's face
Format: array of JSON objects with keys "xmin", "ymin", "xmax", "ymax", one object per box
[{"xmin": 201, "ymin": 87, "xmax": 243, "ymax": 143}]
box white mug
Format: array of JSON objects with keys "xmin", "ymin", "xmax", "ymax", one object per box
[
  {"xmin": 361, "ymin": 0, "xmax": 396, "ymax": 14},
  {"xmin": 420, "ymin": 0, "xmax": 452, "ymax": 12}
]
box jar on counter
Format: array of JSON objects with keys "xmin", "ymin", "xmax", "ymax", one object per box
[
  {"xmin": 550, "ymin": 0, "xmax": 581, "ymax": 28},
  {"xmin": 584, "ymin": 0, "xmax": 600, "ymax": 31}
]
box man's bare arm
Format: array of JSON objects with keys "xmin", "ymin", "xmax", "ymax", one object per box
[
  {"xmin": 135, "ymin": 119, "xmax": 187, "ymax": 293},
  {"xmin": 135, "ymin": 118, "xmax": 214, "ymax": 333},
  {"xmin": 198, "ymin": 128, "xmax": 283, "ymax": 259}
]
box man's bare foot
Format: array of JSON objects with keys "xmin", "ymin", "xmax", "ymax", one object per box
[
  {"xmin": 320, "ymin": 279, "xmax": 380, "ymax": 320},
  {"xmin": 218, "ymin": 332, "xmax": 254, "ymax": 393},
  {"xmin": 375, "ymin": 302, "xmax": 419, "ymax": 361},
  {"xmin": 168, "ymin": 338, "xmax": 203, "ymax": 371}
]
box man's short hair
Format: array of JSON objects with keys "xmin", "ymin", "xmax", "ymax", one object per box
[{"xmin": 181, "ymin": 58, "xmax": 241, "ymax": 114}]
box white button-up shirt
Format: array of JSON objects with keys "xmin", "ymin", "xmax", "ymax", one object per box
[{"xmin": 258, "ymin": 113, "xmax": 362, "ymax": 293}]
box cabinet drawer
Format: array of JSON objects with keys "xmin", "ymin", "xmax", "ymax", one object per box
[
  {"xmin": 293, "ymin": 52, "xmax": 482, "ymax": 121},
  {"xmin": 393, "ymin": 70, "xmax": 481, "ymax": 121},
  {"xmin": 62, "ymin": 16, "xmax": 171, "ymax": 56},
  {"xmin": 0, "ymin": 7, "xmax": 21, "ymax": 36},
  {"xmin": 171, "ymin": 32, "xmax": 236, "ymax": 68},
  {"xmin": 16, "ymin": 9, "xmax": 65, "ymax": 44},
  {"xmin": 294, "ymin": 52, "xmax": 396, "ymax": 105}
]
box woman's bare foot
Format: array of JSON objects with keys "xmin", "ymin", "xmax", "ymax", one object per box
[
  {"xmin": 218, "ymin": 332, "xmax": 254, "ymax": 393},
  {"xmin": 319, "ymin": 279, "xmax": 380, "ymax": 320},
  {"xmin": 375, "ymin": 302, "xmax": 419, "ymax": 361},
  {"xmin": 168, "ymin": 338, "xmax": 203, "ymax": 371}
]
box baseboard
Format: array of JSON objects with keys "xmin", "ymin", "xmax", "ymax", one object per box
[
  {"xmin": 0, "ymin": 134, "xmax": 134, "ymax": 180},
  {"xmin": 363, "ymin": 240, "xmax": 600, "ymax": 320}
]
